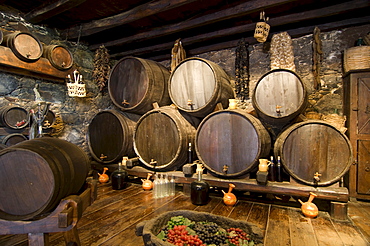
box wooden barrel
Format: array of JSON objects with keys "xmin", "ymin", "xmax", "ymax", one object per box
[
  {"xmin": 0, "ymin": 137, "xmax": 90, "ymax": 221},
  {"xmin": 195, "ymin": 109, "xmax": 271, "ymax": 178},
  {"xmin": 169, "ymin": 57, "xmax": 235, "ymax": 117},
  {"xmin": 0, "ymin": 105, "xmax": 30, "ymax": 129},
  {"xmin": 108, "ymin": 56, "xmax": 171, "ymax": 114},
  {"xmin": 274, "ymin": 120, "xmax": 353, "ymax": 186},
  {"xmin": 1, "ymin": 133, "xmax": 28, "ymax": 146},
  {"xmin": 2, "ymin": 31, "xmax": 43, "ymax": 62},
  {"xmin": 133, "ymin": 106, "xmax": 196, "ymax": 171},
  {"xmin": 252, "ymin": 69, "xmax": 307, "ymax": 127},
  {"xmin": 42, "ymin": 44, "xmax": 73, "ymax": 70},
  {"xmin": 87, "ymin": 110, "xmax": 138, "ymax": 164}
]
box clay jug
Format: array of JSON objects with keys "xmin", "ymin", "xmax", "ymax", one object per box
[
  {"xmin": 298, "ymin": 192, "xmax": 319, "ymax": 218},
  {"xmin": 258, "ymin": 159, "xmax": 271, "ymax": 172},
  {"xmin": 222, "ymin": 183, "xmax": 237, "ymax": 206},
  {"xmin": 141, "ymin": 173, "xmax": 153, "ymax": 191},
  {"xmin": 98, "ymin": 167, "xmax": 109, "ymax": 183}
]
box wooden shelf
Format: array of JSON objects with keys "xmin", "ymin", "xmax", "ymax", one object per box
[{"xmin": 0, "ymin": 46, "xmax": 73, "ymax": 83}]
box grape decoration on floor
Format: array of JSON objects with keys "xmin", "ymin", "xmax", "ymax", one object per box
[{"xmin": 157, "ymin": 216, "xmax": 255, "ymax": 246}]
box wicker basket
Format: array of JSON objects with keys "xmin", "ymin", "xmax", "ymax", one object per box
[{"xmin": 343, "ymin": 46, "xmax": 370, "ymax": 73}]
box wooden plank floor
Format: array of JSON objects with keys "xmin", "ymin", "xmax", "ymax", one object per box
[{"xmin": 1, "ymin": 182, "xmax": 369, "ymax": 246}]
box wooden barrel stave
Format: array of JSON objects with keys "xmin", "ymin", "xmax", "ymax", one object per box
[
  {"xmin": 0, "ymin": 105, "xmax": 30, "ymax": 129},
  {"xmin": 169, "ymin": 57, "xmax": 235, "ymax": 117},
  {"xmin": 2, "ymin": 31, "xmax": 43, "ymax": 62},
  {"xmin": 87, "ymin": 110, "xmax": 137, "ymax": 163},
  {"xmin": 1, "ymin": 133, "xmax": 28, "ymax": 146},
  {"xmin": 134, "ymin": 106, "xmax": 196, "ymax": 171},
  {"xmin": 195, "ymin": 109, "xmax": 271, "ymax": 178},
  {"xmin": 252, "ymin": 69, "xmax": 307, "ymax": 128},
  {"xmin": 274, "ymin": 120, "xmax": 353, "ymax": 186},
  {"xmin": 108, "ymin": 56, "xmax": 171, "ymax": 114},
  {"xmin": 0, "ymin": 137, "xmax": 89, "ymax": 221},
  {"xmin": 42, "ymin": 44, "xmax": 73, "ymax": 70}
]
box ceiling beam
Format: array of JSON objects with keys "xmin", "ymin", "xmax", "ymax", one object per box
[
  {"xmin": 147, "ymin": 16, "xmax": 370, "ymax": 61},
  {"xmin": 108, "ymin": 0, "xmax": 370, "ymax": 58},
  {"xmin": 89, "ymin": 0, "xmax": 296, "ymax": 50},
  {"xmin": 24, "ymin": 0, "xmax": 87, "ymax": 23},
  {"xmin": 61, "ymin": 0, "xmax": 199, "ymax": 39}
]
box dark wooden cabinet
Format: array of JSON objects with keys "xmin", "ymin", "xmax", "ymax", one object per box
[{"xmin": 343, "ymin": 70, "xmax": 370, "ymax": 199}]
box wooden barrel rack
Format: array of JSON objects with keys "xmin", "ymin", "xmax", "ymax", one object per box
[
  {"xmin": 91, "ymin": 162, "xmax": 349, "ymax": 221},
  {"xmin": 0, "ymin": 178, "xmax": 97, "ymax": 246}
]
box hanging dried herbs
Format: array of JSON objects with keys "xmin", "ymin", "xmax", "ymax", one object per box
[
  {"xmin": 235, "ymin": 38, "xmax": 250, "ymax": 101},
  {"xmin": 93, "ymin": 45, "xmax": 111, "ymax": 92}
]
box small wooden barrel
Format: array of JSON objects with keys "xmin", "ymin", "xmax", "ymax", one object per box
[
  {"xmin": 42, "ymin": 110, "xmax": 56, "ymax": 129},
  {"xmin": 43, "ymin": 44, "xmax": 73, "ymax": 70},
  {"xmin": 87, "ymin": 110, "xmax": 138, "ymax": 164},
  {"xmin": 274, "ymin": 120, "xmax": 353, "ymax": 186},
  {"xmin": 0, "ymin": 105, "xmax": 30, "ymax": 129},
  {"xmin": 252, "ymin": 69, "xmax": 307, "ymax": 127},
  {"xmin": 108, "ymin": 56, "xmax": 171, "ymax": 114},
  {"xmin": 2, "ymin": 31, "xmax": 43, "ymax": 62},
  {"xmin": 133, "ymin": 106, "xmax": 196, "ymax": 171},
  {"xmin": 169, "ymin": 57, "xmax": 235, "ymax": 118},
  {"xmin": 1, "ymin": 133, "xmax": 28, "ymax": 146},
  {"xmin": 0, "ymin": 137, "xmax": 90, "ymax": 220},
  {"xmin": 195, "ymin": 109, "xmax": 271, "ymax": 178}
]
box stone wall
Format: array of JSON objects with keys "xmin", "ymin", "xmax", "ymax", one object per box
[{"xmin": 0, "ymin": 10, "xmax": 369, "ymax": 156}]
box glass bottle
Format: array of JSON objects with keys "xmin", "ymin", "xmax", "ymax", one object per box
[
  {"xmin": 276, "ymin": 156, "xmax": 283, "ymax": 182},
  {"xmin": 190, "ymin": 163, "xmax": 210, "ymax": 205},
  {"xmin": 268, "ymin": 156, "xmax": 276, "ymax": 181},
  {"xmin": 163, "ymin": 174, "xmax": 169, "ymax": 197},
  {"xmin": 153, "ymin": 174, "xmax": 159, "ymax": 198},
  {"xmin": 170, "ymin": 174, "xmax": 176, "ymax": 196},
  {"xmin": 111, "ymin": 161, "xmax": 128, "ymax": 190},
  {"xmin": 158, "ymin": 173, "xmax": 164, "ymax": 198}
]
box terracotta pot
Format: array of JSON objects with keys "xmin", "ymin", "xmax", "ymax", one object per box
[
  {"xmin": 98, "ymin": 167, "xmax": 109, "ymax": 183},
  {"xmin": 222, "ymin": 183, "xmax": 237, "ymax": 206},
  {"xmin": 298, "ymin": 192, "xmax": 318, "ymax": 218},
  {"xmin": 141, "ymin": 173, "xmax": 153, "ymax": 191}
]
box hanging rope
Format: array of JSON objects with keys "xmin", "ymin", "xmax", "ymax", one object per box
[
  {"xmin": 170, "ymin": 38, "xmax": 186, "ymax": 72},
  {"xmin": 235, "ymin": 38, "xmax": 250, "ymax": 101}
]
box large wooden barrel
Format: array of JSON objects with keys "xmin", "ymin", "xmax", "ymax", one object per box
[
  {"xmin": 42, "ymin": 44, "xmax": 73, "ymax": 70},
  {"xmin": 2, "ymin": 31, "xmax": 43, "ymax": 62},
  {"xmin": 87, "ymin": 110, "xmax": 138, "ymax": 164},
  {"xmin": 252, "ymin": 69, "xmax": 307, "ymax": 127},
  {"xmin": 0, "ymin": 105, "xmax": 30, "ymax": 129},
  {"xmin": 169, "ymin": 57, "xmax": 235, "ymax": 118},
  {"xmin": 195, "ymin": 109, "xmax": 271, "ymax": 178},
  {"xmin": 1, "ymin": 133, "xmax": 28, "ymax": 146},
  {"xmin": 0, "ymin": 137, "xmax": 90, "ymax": 220},
  {"xmin": 108, "ymin": 56, "xmax": 171, "ymax": 114},
  {"xmin": 133, "ymin": 106, "xmax": 196, "ymax": 171},
  {"xmin": 274, "ymin": 120, "xmax": 353, "ymax": 186}
]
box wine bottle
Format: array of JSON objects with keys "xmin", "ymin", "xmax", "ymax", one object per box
[
  {"xmin": 276, "ymin": 156, "xmax": 283, "ymax": 182},
  {"xmin": 190, "ymin": 163, "xmax": 210, "ymax": 205},
  {"xmin": 269, "ymin": 156, "xmax": 276, "ymax": 181},
  {"xmin": 111, "ymin": 160, "xmax": 128, "ymax": 190}
]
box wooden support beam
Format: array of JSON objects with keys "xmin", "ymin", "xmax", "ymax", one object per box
[
  {"xmin": 89, "ymin": 0, "xmax": 295, "ymax": 50},
  {"xmin": 25, "ymin": 0, "xmax": 87, "ymax": 23},
  {"xmin": 100, "ymin": 0, "xmax": 370, "ymax": 55},
  {"xmin": 61, "ymin": 0, "xmax": 199, "ymax": 39}
]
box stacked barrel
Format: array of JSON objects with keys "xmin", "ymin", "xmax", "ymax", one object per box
[
  {"xmin": 89, "ymin": 56, "xmax": 352, "ymax": 187},
  {"xmin": 0, "ymin": 105, "xmax": 30, "ymax": 147}
]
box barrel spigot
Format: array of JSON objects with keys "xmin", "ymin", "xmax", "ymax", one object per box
[
  {"xmin": 100, "ymin": 153, "xmax": 107, "ymax": 160},
  {"xmin": 313, "ymin": 172, "xmax": 322, "ymax": 183},
  {"xmin": 223, "ymin": 165, "xmax": 229, "ymax": 174},
  {"xmin": 276, "ymin": 105, "xmax": 282, "ymax": 116},
  {"xmin": 122, "ymin": 100, "xmax": 130, "ymax": 106},
  {"xmin": 150, "ymin": 159, "xmax": 157, "ymax": 166},
  {"xmin": 187, "ymin": 99, "xmax": 194, "ymax": 109}
]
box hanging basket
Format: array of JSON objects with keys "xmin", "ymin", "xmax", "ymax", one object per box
[
  {"xmin": 343, "ymin": 46, "xmax": 370, "ymax": 73},
  {"xmin": 254, "ymin": 21, "xmax": 270, "ymax": 43}
]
